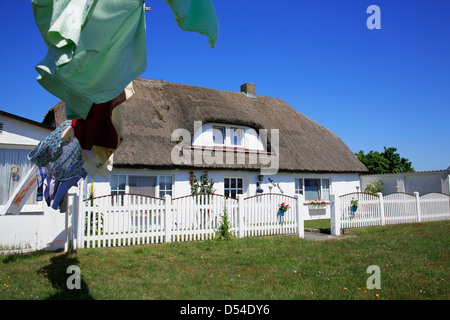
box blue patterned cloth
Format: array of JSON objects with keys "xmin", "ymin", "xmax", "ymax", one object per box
[{"xmin": 28, "ymin": 120, "xmax": 87, "ymax": 182}]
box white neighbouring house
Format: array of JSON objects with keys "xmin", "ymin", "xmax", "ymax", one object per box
[{"xmin": 0, "ymin": 110, "xmax": 69, "ymax": 252}]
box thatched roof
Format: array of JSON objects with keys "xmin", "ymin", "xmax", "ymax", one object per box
[{"xmin": 44, "ymin": 78, "xmax": 368, "ymax": 174}]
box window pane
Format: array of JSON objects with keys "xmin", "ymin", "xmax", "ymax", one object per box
[
  {"xmin": 224, "ymin": 178, "xmax": 229, "ymax": 188},
  {"xmin": 159, "ymin": 176, "xmax": 173, "ymax": 198},
  {"xmin": 322, "ymin": 179, "xmax": 330, "ymax": 190},
  {"xmin": 304, "ymin": 179, "xmax": 320, "ymax": 200},
  {"xmin": 322, "ymin": 179, "xmax": 330, "ymax": 201},
  {"xmin": 0, "ymin": 148, "xmax": 37, "ymax": 205},
  {"xmin": 213, "ymin": 126, "xmax": 225, "ymax": 144},
  {"xmin": 237, "ymin": 178, "xmax": 243, "ymax": 189},
  {"xmin": 295, "ymin": 178, "xmax": 303, "ymax": 195},
  {"xmin": 231, "ymin": 178, "xmax": 236, "ymax": 188},
  {"xmin": 231, "ymin": 128, "xmax": 243, "ymax": 146},
  {"xmin": 160, "ymin": 190, "xmax": 172, "ymax": 198},
  {"xmin": 111, "ymin": 175, "xmax": 126, "ymax": 194}
]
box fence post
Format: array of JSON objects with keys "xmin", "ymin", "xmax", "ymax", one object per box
[
  {"xmin": 414, "ymin": 191, "xmax": 422, "ymax": 223},
  {"xmin": 237, "ymin": 195, "xmax": 245, "ymax": 238},
  {"xmin": 77, "ymin": 179, "xmax": 86, "ymax": 249},
  {"xmin": 330, "ymin": 194, "xmax": 341, "ymax": 236},
  {"xmin": 377, "ymin": 192, "xmax": 385, "ymax": 225},
  {"xmin": 295, "ymin": 194, "xmax": 304, "ymax": 238},
  {"xmin": 164, "ymin": 195, "xmax": 172, "ymax": 243}
]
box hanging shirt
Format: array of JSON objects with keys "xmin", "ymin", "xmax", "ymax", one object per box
[
  {"xmin": 32, "ymin": 0, "xmax": 147, "ymax": 119},
  {"xmin": 51, "ymin": 161, "xmax": 84, "ymax": 210},
  {"xmin": 36, "ymin": 166, "xmax": 46, "ymax": 202},
  {"xmin": 164, "ymin": 0, "xmax": 219, "ymax": 48}
]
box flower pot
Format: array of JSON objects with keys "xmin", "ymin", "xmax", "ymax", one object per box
[
  {"xmin": 277, "ymin": 209, "xmax": 285, "ymax": 216},
  {"xmin": 351, "ymin": 206, "xmax": 357, "ymax": 212},
  {"xmin": 309, "ymin": 205, "xmax": 326, "ymax": 210}
]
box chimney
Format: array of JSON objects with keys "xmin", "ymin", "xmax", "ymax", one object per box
[{"xmin": 240, "ymin": 83, "xmax": 256, "ymax": 98}]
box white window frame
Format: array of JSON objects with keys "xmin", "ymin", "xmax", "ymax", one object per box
[
  {"xmin": 158, "ymin": 175, "xmax": 173, "ymax": 198},
  {"xmin": 0, "ymin": 146, "xmax": 44, "ymax": 213},
  {"xmin": 211, "ymin": 124, "xmax": 246, "ymax": 147},
  {"xmin": 110, "ymin": 174, "xmax": 174, "ymax": 199},
  {"xmin": 224, "ymin": 176, "xmax": 247, "ymax": 198},
  {"xmin": 295, "ymin": 177, "xmax": 331, "ymax": 202},
  {"xmin": 229, "ymin": 127, "xmax": 244, "ymax": 147},
  {"xmin": 212, "ymin": 125, "xmax": 225, "ymax": 145}
]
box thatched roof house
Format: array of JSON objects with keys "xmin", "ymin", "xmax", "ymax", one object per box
[{"xmin": 44, "ymin": 77, "xmax": 368, "ymax": 174}]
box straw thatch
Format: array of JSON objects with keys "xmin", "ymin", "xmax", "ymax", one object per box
[{"xmin": 44, "ymin": 78, "xmax": 368, "ymax": 173}]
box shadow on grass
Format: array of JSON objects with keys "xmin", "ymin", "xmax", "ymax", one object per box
[{"xmin": 39, "ymin": 251, "xmax": 94, "ymax": 300}]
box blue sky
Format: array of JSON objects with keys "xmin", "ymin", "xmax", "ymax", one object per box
[{"xmin": 1, "ymin": 1, "xmax": 449, "ymax": 171}]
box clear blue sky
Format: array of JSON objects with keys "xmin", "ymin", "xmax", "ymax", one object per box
[{"xmin": 1, "ymin": 1, "xmax": 449, "ymax": 171}]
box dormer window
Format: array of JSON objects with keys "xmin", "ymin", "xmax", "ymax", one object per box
[{"xmin": 193, "ymin": 123, "xmax": 265, "ymax": 152}]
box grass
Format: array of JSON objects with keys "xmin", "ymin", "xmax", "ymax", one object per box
[{"xmin": 0, "ymin": 221, "xmax": 448, "ymax": 300}]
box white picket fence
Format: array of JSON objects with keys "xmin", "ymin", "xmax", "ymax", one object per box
[
  {"xmin": 75, "ymin": 193, "xmax": 304, "ymax": 249},
  {"xmin": 331, "ymin": 192, "xmax": 450, "ymax": 234}
]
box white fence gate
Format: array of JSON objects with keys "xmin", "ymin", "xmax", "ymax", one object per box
[
  {"xmin": 75, "ymin": 193, "xmax": 305, "ymax": 250},
  {"xmin": 331, "ymin": 192, "xmax": 450, "ymax": 235}
]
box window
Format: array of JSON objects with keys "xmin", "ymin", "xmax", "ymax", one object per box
[
  {"xmin": 212, "ymin": 126, "xmax": 225, "ymax": 145},
  {"xmin": 230, "ymin": 127, "xmax": 244, "ymax": 146},
  {"xmin": 305, "ymin": 179, "xmax": 321, "ymax": 201},
  {"xmin": 0, "ymin": 148, "xmax": 37, "ymax": 206},
  {"xmin": 110, "ymin": 175, "xmax": 126, "ymax": 205},
  {"xmin": 110, "ymin": 175, "xmax": 173, "ymax": 200},
  {"xmin": 224, "ymin": 177, "xmax": 244, "ymax": 198},
  {"xmin": 321, "ymin": 179, "xmax": 330, "ymax": 201},
  {"xmin": 295, "ymin": 178, "xmax": 330, "ymax": 201},
  {"xmin": 128, "ymin": 175, "xmax": 156, "ymax": 197},
  {"xmin": 295, "ymin": 178, "xmax": 303, "ymax": 195},
  {"xmin": 111, "ymin": 175, "xmax": 126, "ymax": 195},
  {"xmin": 159, "ymin": 176, "xmax": 173, "ymax": 198}
]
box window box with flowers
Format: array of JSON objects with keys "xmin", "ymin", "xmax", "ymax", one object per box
[{"xmin": 307, "ymin": 199, "xmax": 328, "ymax": 210}]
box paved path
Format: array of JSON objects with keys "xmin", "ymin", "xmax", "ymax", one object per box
[{"xmin": 303, "ymin": 230, "xmax": 351, "ymax": 241}]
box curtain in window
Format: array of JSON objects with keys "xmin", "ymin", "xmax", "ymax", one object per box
[
  {"xmin": 0, "ymin": 148, "xmax": 36, "ymax": 205},
  {"xmin": 128, "ymin": 176, "xmax": 156, "ymax": 197},
  {"xmin": 304, "ymin": 179, "xmax": 320, "ymax": 201}
]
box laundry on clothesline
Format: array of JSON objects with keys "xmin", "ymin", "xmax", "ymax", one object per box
[{"xmin": 32, "ymin": 0, "xmax": 147, "ymax": 120}]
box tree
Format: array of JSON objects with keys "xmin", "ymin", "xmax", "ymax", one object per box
[{"xmin": 356, "ymin": 147, "xmax": 414, "ymax": 174}]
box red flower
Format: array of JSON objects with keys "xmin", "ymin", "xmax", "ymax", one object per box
[
  {"xmin": 190, "ymin": 179, "xmax": 193, "ymax": 182},
  {"xmin": 212, "ymin": 181, "xmax": 215, "ymax": 185},
  {"xmin": 205, "ymin": 170, "xmax": 208, "ymax": 173},
  {"xmin": 281, "ymin": 202, "xmax": 285, "ymax": 206}
]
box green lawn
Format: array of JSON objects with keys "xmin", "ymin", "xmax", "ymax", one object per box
[{"xmin": 0, "ymin": 221, "xmax": 448, "ymax": 300}]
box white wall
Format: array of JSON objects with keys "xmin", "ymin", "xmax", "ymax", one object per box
[
  {"xmin": 0, "ymin": 209, "xmax": 68, "ymax": 252},
  {"xmin": 361, "ymin": 172, "xmax": 450, "ymax": 195},
  {"xmin": 0, "ymin": 114, "xmax": 51, "ymax": 147},
  {"xmin": 91, "ymin": 169, "xmax": 361, "ymax": 221}
]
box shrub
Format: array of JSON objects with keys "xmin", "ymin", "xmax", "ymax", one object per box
[{"xmin": 364, "ymin": 180, "xmax": 383, "ymax": 195}]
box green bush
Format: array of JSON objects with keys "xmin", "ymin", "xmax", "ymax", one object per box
[{"xmin": 364, "ymin": 180, "xmax": 383, "ymax": 195}]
